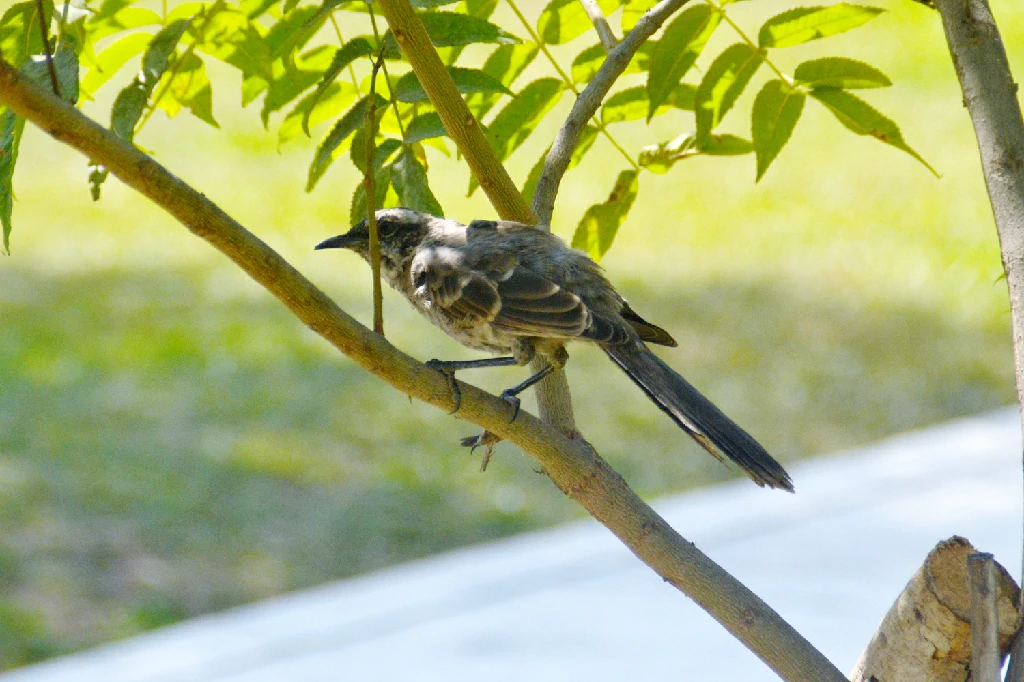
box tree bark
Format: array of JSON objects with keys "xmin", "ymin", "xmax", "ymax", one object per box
[
  {"xmin": 851, "ymin": 537, "xmax": 1020, "ymax": 682},
  {"xmin": 929, "ymin": 1, "xmax": 1024, "ymax": 678}
]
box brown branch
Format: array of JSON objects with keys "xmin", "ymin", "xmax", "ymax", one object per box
[
  {"xmin": 373, "ymin": 0, "xmax": 534, "ymax": 225},
  {"xmin": 365, "ymin": 50, "xmax": 386, "ymax": 335},
  {"xmin": 968, "ymin": 553, "xmax": 1002, "ymax": 682},
  {"xmin": 532, "ymin": 0, "xmax": 692, "ymax": 225},
  {"xmin": 929, "ymin": 1, "xmax": 1024, "ymax": 678},
  {"xmin": 0, "ymin": 57, "xmax": 846, "ymax": 682},
  {"xmin": 372, "ymin": 0, "xmax": 579, "ymax": 434},
  {"xmin": 578, "ymin": 0, "xmax": 618, "ymax": 51}
]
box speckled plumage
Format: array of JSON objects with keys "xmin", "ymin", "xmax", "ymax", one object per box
[{"xmin": 316, "ymin": 208, "xmax": 793, "ymax": 492}]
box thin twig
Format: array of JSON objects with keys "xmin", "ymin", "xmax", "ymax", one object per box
[
  {"xmin": 365, "ymin": 50, "xmax": 386, "ymax": 335},
  {"xmin": 578, "ymin": 0, "xmax": 618, "ymax": 51},
  {"xmin": 967, "ymin": 553, "xmax": 1001, "ymax": 682},
  {"xmin": 33, "ymin": 0, "xmax": 61, "ymax": 98},
  {"xmin": 367, "ymin": 4, "xmax": 406, "ymax": 139},
  {"xmin": 0, "ymin": 58, "xmax": 848, "ymax": 682},
  {"xmin": 531, "ymin": 0, "xmax": 693, "ymax": 225}
]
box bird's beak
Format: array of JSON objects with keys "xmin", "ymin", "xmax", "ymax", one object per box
[{"xmin": 315, "ymin": 233, "xmax": 359, "ymax": 251}]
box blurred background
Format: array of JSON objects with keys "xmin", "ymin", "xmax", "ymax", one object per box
[{"xmin": 1, "ymin": 0, "xmax": 1022, "ymax": 669}]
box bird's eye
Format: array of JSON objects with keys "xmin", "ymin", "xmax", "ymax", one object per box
[
  {"xmin": 376, "ymin": 219, "xmax": 395, "ymax": 237},
  {"xmin": 414, "ymin": 270, "xmax": 427, "ymax": 289}
]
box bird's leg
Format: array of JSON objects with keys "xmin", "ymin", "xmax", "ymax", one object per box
[
  {"xmin": 497, "ymin": 344, "xmax": 568, "ymax": 423},
  {"xmin": 425, "ymin": 356, "xmax": 519, "ymax": 414},
  {"xmin": 498, "ymin": 364, "xmax": 555, "ymax": 422}
]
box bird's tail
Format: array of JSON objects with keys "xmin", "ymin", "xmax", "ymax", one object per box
[{"xmin": 604, "ymin": 342, "xmax": 794, "ymax": 492}]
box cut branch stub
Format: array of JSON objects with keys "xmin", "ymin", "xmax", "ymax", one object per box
[{"xmin": 851, "ymin": 536, "xmax": 1021, "ymax": 682}]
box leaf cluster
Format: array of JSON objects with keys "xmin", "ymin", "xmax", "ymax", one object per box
[{"xmin": 0, "ymin": 0, "xmax": 932, "ymax": 258}]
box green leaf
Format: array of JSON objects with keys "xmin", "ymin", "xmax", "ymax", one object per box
[
  {"xmin": 601, "ymin": 83, "xmax": 694, "ymax": 124},
  {"xmin": 85, "ymin": 6, "xmax": 162, "ymax": 43},
  {"xmin": 0, "ymin": 109, "xmax": 24, "ymax": 254},
  {"xmin": 279, "ymin": 82, "xmax": 357, "ymax": 147},
  {"xmin": 196, "ymin": 8, "xmax": 273, "ymax": 82},
  {"xmin": 622, "ymin": 0, "xmax": 657, "ymax": 32},
  {"xmin": 466, "ymin": 43, "xmax": 538, "ymax": 118},
  {"xmin": 302, "ymin": 38, "xmax": 373, "ymax": 134},
  {"xmin": 404, "ymin": 113, "xmax": 447, "ymax": 144},
  {"xmin": 383, "ymin": 12, "xmax": 520, "ymax": 55},
  {"xmin": 751, "ymin": 79, "xmax": 804, "ymax": 180},
  {"xmin": 571, "ymin": 170, "xmax": 639, "ymax": 260},
  {"xmin": 412, "ymin": 0, "xmax": 462, "ymax": 7},
  {"xmin": 108, "ymin": 19, "xmax": 191, "ymax": 143},
  {"xmin": 811, "ymin": 88, "xmax": 937, "ymax": 175},
  {"xmin": 758, "ymin": 4, "xmax": 883, "ymax": 49},
  {"xmin": 156, "ymin": 53, "xmax": 218, "ymax": 127},
  {"xmin": 646, "ymin": 4, "xmax": 721, "ymax": 120},
  {"xmin": 391, "ymin": 147, "xmax": 443, "ymax": 215},
  {"xmin": 307, "ymin": 93, "xmax": 387, "ymax": 192},
  {"xmin": 698, "ymin": 133, "xmax": 752, "ymax": 155},
  {"xmin": 571, "ymin": 41, "xmax": 653, "ymax": 84},
  {"xmin": 394, "ymin": 66, "xmax": 512, "ymax": 103},
  {"xmin": 694, "ymin": 43, "xmax": 762, "ymax": 142},
  {"xmin": 793, "ymin": 57, "xmax": 891, "ymax": 89},
  {"xmin": 81, "ymin": 32, "xmax": 151, "ymax": 97},
  {"xmin": 142, "ymin": 19, "xmax": 191, "ymax": 83},
  {"xmin": 21, "ymin": 44, "xmax": 80, "ymax": 103},
  {"xmin": 0, "ymin": 0, "xmax": 52, "ymax": 66},
  {"xmin": 261, "ymin": 44, "xmax": 336, "ymax": 126},
  {"xmin": 537, "ymin": 0, "xmax": 626, "ymax": 44},
  {"xmin": 265, "ymin": 6, "xmax": 325, "ymax": 60},
  {"xmin": 521, "ymin": 124, "xmax": 598, "ymax": 204},
  {"xmin": 110, "ymin": 81, "xmax": 149, "ymax": 142},
  {"xmin": 486, "ymin": 78, "xmax": 563, "ymax": 162}
]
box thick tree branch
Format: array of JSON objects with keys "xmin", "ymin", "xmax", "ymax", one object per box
[
  {"xmin": 929, "ymin": 1, "xmax": 1024, "ymax": 679},
  {"xmin": 532, "ymin": 0, "xmax": 692, "ymax": 225},
  {"xmin": 373, "ymin": 0, "xmax": 534, "ymax": 225},
  {"xmin": 373, "ymin": 0, "xmax": 578, "ymax": 433},
  {"xmin": 0, "ymin": 58, "xmax": 845, "ymax": 682},
  {"xmin": 579, "ymin": 0, "xmax": 618, "ymax": 51}
]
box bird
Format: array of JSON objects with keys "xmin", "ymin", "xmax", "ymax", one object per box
[{"xmin": 316, "ymin": 207, "xmax": 793, "ymax": 492}]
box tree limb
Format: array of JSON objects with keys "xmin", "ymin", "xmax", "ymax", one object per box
[
  {"xmin": 373, "ymin": 0, "xmax": 579, "ymax": 434},
  {"xmin": 968, "ymin": 553, "xmax": 1002, "ymax": 682},
  {"xmin": 0, "ymin": 57, "xmax": 846, "ymax": 682},
  {"xmin": 929, "ymin": 0, "xmax": 1024, "ymax": 678},
  {"xmin": 579, "ymin": 0, "xmax": 618, "ymax": 52},
  {"xmin": 531, "ymin": 0, "xmax": 692, "ymax": 225},
  {"xmin": 373, "ymin": 0, "xmax": 534, "ymax": 225}
]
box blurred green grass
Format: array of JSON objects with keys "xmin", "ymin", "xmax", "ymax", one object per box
[{"xmin": 1, "ymin": 0, "xmax": 1022, "ymax": 668}]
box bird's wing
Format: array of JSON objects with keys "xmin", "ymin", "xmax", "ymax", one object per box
[{"xmin": 484, "ymin": 267, "xmax": 593, "ymax": 338}]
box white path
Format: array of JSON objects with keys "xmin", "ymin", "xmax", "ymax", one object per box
[{"xmin": 4, "ymin": 409, "xmax": 1022, "ymax": 682}]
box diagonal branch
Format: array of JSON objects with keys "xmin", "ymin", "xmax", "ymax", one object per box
[
  {"xmin": 579, "ymin": 0, "xmax": 619, "ymax": 51},
  {"xmin": 532, "ymin": 0, "xmax": 692, "ymax": 225},
  {"xmin": 373, "ymin": 0, "xmax": 579, "ymax": 434},
  {"xmin": 0, "ymin": 57, "xmax": 845, "ymax": 682}
]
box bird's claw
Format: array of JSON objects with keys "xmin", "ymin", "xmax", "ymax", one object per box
[
  {"xmin": 461, "ymin": 430, "xmax": 502, "ymax": 471},
  {"xmin": 426, "ymin": 359, "xmax": 461, "ymax": 414},
  {"xmin": 499, "ymin": 390, "xmax": 521, "ymax": 423}
]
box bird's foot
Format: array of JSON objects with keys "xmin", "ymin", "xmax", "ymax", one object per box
[
  {"xmin": 461, "ymin": 430, "xmax": 502, "ymax": 471},
  {"xmin": 498, "ymin": 389, "xmax": 522, "ymax": 423},
  {"xmin": 426, "ymin": 359, "xmax": 461, "ymax": 414}
]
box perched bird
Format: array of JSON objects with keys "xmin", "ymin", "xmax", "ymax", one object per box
[{"xmin": 316, "ymin": 207, "xmax": 793, "ymax": 491}]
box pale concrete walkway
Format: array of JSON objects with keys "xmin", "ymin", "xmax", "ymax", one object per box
[{"xmin": 4, "ymin": 409, "xmax": 1021, "ymax": 681}]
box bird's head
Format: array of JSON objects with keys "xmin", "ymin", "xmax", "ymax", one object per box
[{"xmin": 315, "ymin": 207, "xmax": 436, "ymax": 266}]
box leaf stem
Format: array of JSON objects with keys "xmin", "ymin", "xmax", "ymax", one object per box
[
  {"xmin": 704, "ymin": 0, "xmax": 788, "ymax": 82},
  {"xmin": 328, "ymin": 13, "xmax": 362, "ymax": 90},
  {"xmin": 365, "ymin": 50, "xmax": 386, "ymax": 335},
  {"xmin": 33, "ymin": 0, "xmax": 61, "ymax": 98},
  {"xmin": 368, "ymin": 3, "xmax": 406, "ymax": 138},
  {"xmin": 504, "ymin": 0, "xmax": 638, "ymax": 171}
]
